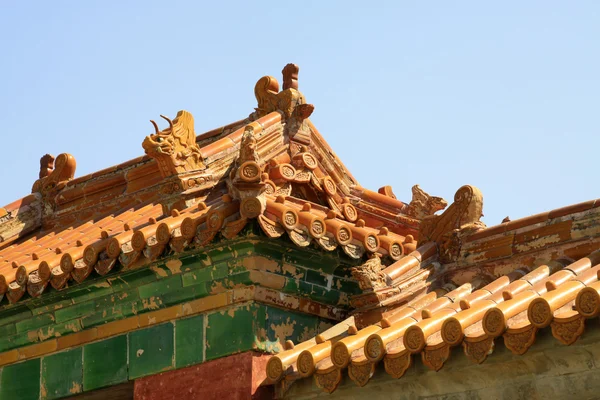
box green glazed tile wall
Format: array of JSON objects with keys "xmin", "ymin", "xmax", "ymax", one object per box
[{"xmin": 0, "ymin": 302, "xmax": 334, "ymax": 399}]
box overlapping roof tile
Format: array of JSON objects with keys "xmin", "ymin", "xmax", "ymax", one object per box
[{"xmin": 265, "ymin": 238, "xmax": 600, "ymax": 393}]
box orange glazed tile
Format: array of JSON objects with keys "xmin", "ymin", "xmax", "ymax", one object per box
[
  {"xmin": 96, "ymin": 317, "xmax": 140, "ymax": 339},
  {"xmin": 182, "ymin": 292, "xmax": 230, "ymax": 316},
  {"xmin": 0, "ymin": 350, "xmax": 19, "ymax": 367},
  {"xmin": 196, "ymin": 118, "xmax": 248, "ymax": 142},
  {"xmin": 358, "ymin": 188, "xmax": 406, "ymax": 211},
  {"xmin": 548, "ymin": 200, "xmax": 596, "ymax": 219},
  {"xmin": 57, "ymin": 328, "xmax": 98, "ymax": 350},
  {"xmin": 513, "ymin": 220, "xmax": 573, "ymax": 247},
  {"xmin": 200, "ymin": 137, "xmax": 235, "ymax": 159},
  {"xmin": 466, "ymin": 224, "xmax": 507, "ymax": 241},
  {"xmin": 504, "ymin": 212, "xmax": 550, "ymax": 232},
  {"xmin": 18, "ymin": 339, "xmax": 58, "ymax": 360},
  {"xmin": 139, "ymin": 305, "xmax": 183, "ymax": 327}
]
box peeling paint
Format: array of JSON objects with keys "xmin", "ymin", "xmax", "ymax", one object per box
[
  {"xmin": 270, "ymin": 317, "xmax": 297, "ymax": 342},
  {"xmin": 69, "ymin": 381, "xmax": 82, "ymax": 394},
  {"xmin": 335, "ymin": 279, "xmax": 343, "ymax": 290},
  {"xmin": 326, "ymin": 274, "xmax": 333, "ymax": 290},
  {"xmin": 515, "ymin": 234, "xmax": 562, "ymax": 253},
  {"xmin": 337, "ymin": 292, "xmax": 349, "ymax": 306},
  {"xmin": 211, "ymin": 281, "xmax": 227, "ymax": 293},
  {"xmin": 142, "ymin": 296, "xmax": 162, "ymax": 310},
  {"xmin": 65, "ymin": 322, "xmax": 80, "ymax": 334},
  {"xmin": 165, "ymin": 259, "xmax": 183, "ymax": 274},
  {"xmin": 300, "ymin": 325, "xmax": 316, "ymax": 342},
  {"xmin": 28, "ymin": 330, "xmax": 39, "ymax": 342},
  {"xmin": 572, "ymin": 225, "xmax": 600, "ymax": 240},
  {"xmin": 182, "ymin": 303, "xmax": 193, "ymax": 315},
  {"xmin": 151, "ymin": 266, "xmax": 169, "ymax": 278},
  {"xmin": 92, "ymin": 281, "xmax": 111, "ymax": 289},
  {"xmin": 243, "ymin": 256, "xmax": 280, "ymax": 273}
]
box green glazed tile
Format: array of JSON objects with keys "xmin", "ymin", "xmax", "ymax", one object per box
[
  {"xmin": 93, "ymin": 289, "xmax": 140, "ymax": 311},
  {"xmin": 205, "ymin": 304, "xmax": 265, "ymax": 360},
  {"xmin": 310, "ymin": 286, "xmax": 341, "ymax": 305},
  {"xmin": 41, "ymin": 347, "xmax": 83, "ymax": 399},
  {"xmin": 282, "ymin": 278, "xmax": 300, "ymax": 294},
  {"xmin": 55, "ymin": 301, "xmax": 96, "ymax": 324},
  {"xmin": 180, "ymin": 253, "xmax": 211, "ymax": 273},
  {"xmin": 137, "ymin": 275, "xmax": 182, "ymax": 299},
  {"xmin": 38, "ymin": 320, "xmax": 83, "ymax": 341},
  {"xmin": 265, "ymin": 306, "xmax": 318, "ymax": 346},
  {"xmin": 0, "ymin": 305, "xmax": 33, "ymax": 327},
  {"xmin": 128, "ymin": 322, "xmax": 174, "ymax": 379},
  {"xmin": 254, "ymin": 242, "xmax": 285, "ymax": 261},
  {"xmin": 15, "ymin": 313, "xmax": 55, "ymax": 333},
  {"xmin": 161, "ymin": 282, "xmax": 208, "ymax": 307},
  {"xmin": 107, "ymin": 268, "xmax": 157, "ymax": 291},
  {"xmin": 181, "ymin": 268, "xmax": 212, "ymax": 287},
  {"xmin": 67, "ymin": 282, "xmax": 113, "ymax": 304},
  {"xmin": 207, "ymin": 246, "xmax": 236, "ymax": 264},
  {"xmin": 305, "ymin": 269, "xmax": 329, "ymax": 287},
  {"xmin": 0, "ymin": 332, "xmax": 38, "ymax": 353},
  {"xmin": 175, "ymin": 315, "xmax": 204, "ymax": 368},
  {"xmin": 0, "ymin": 323, "xmax": 16, "ymax": 338},
  {"xmin": 28, "ymin": 298, "xmax": 74, "ymax": 316},
  {"xmin": 83, "ymin": 335, "xmax": 128, "ymax": 391},
  {"xmin": 0, "ymin": 358, "xmax": 40, "ymax": 400}
]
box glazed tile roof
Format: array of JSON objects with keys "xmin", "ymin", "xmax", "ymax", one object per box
[
  {"xmin": 4, "ymin": 63, "xmax": 600, "ymax": 395},
  {"xmin": 264, "ymin": 194, "xmax": 600, "ymax": 393},
  {"xmin": 0, "ymin": 64, "xmax": 422, "ymax": 304}
]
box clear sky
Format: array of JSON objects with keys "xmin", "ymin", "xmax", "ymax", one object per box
[{"xmin": 1, "ymin": 1, "xmax": 598, "ymax": 227}]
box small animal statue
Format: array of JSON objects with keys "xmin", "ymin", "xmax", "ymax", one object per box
[
  {"xmin": 406, "ymin": 185, "xmax": 448, "ymax": 219},
  {"xmin": 39, "ymin": 154, "xmax": 55, "ymax": 179}
]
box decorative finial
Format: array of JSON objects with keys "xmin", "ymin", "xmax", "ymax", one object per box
[
  {"xmin": 282, "ymin": 63, "xmax": 299, "ymax": 90},
  {"xmin": 253, "ymin": 63, "xmax": 313, "ymax": 120},
  {"xmin": 32, "ymin": 153, "xmax": 76, "ymax": 196},
  {"xmin": 406, "ymin": 185, "xmax": 448, "ymax": 219},
  {"xmin": 141, "ymin": 110, "xmax": 204, "ymax": 178}
]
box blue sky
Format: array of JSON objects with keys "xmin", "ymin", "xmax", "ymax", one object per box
[{"xmin": 1, "ymin": 1, "xmax": 598, "ymax": 226}]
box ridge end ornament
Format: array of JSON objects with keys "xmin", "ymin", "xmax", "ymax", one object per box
[
  {"xmin": 142, "ymin": 110, "xmax": 204, "ymax": 177},
  {"xmin": 419, "ymin": 185, "xmax": 486, "ymax": 263}
]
